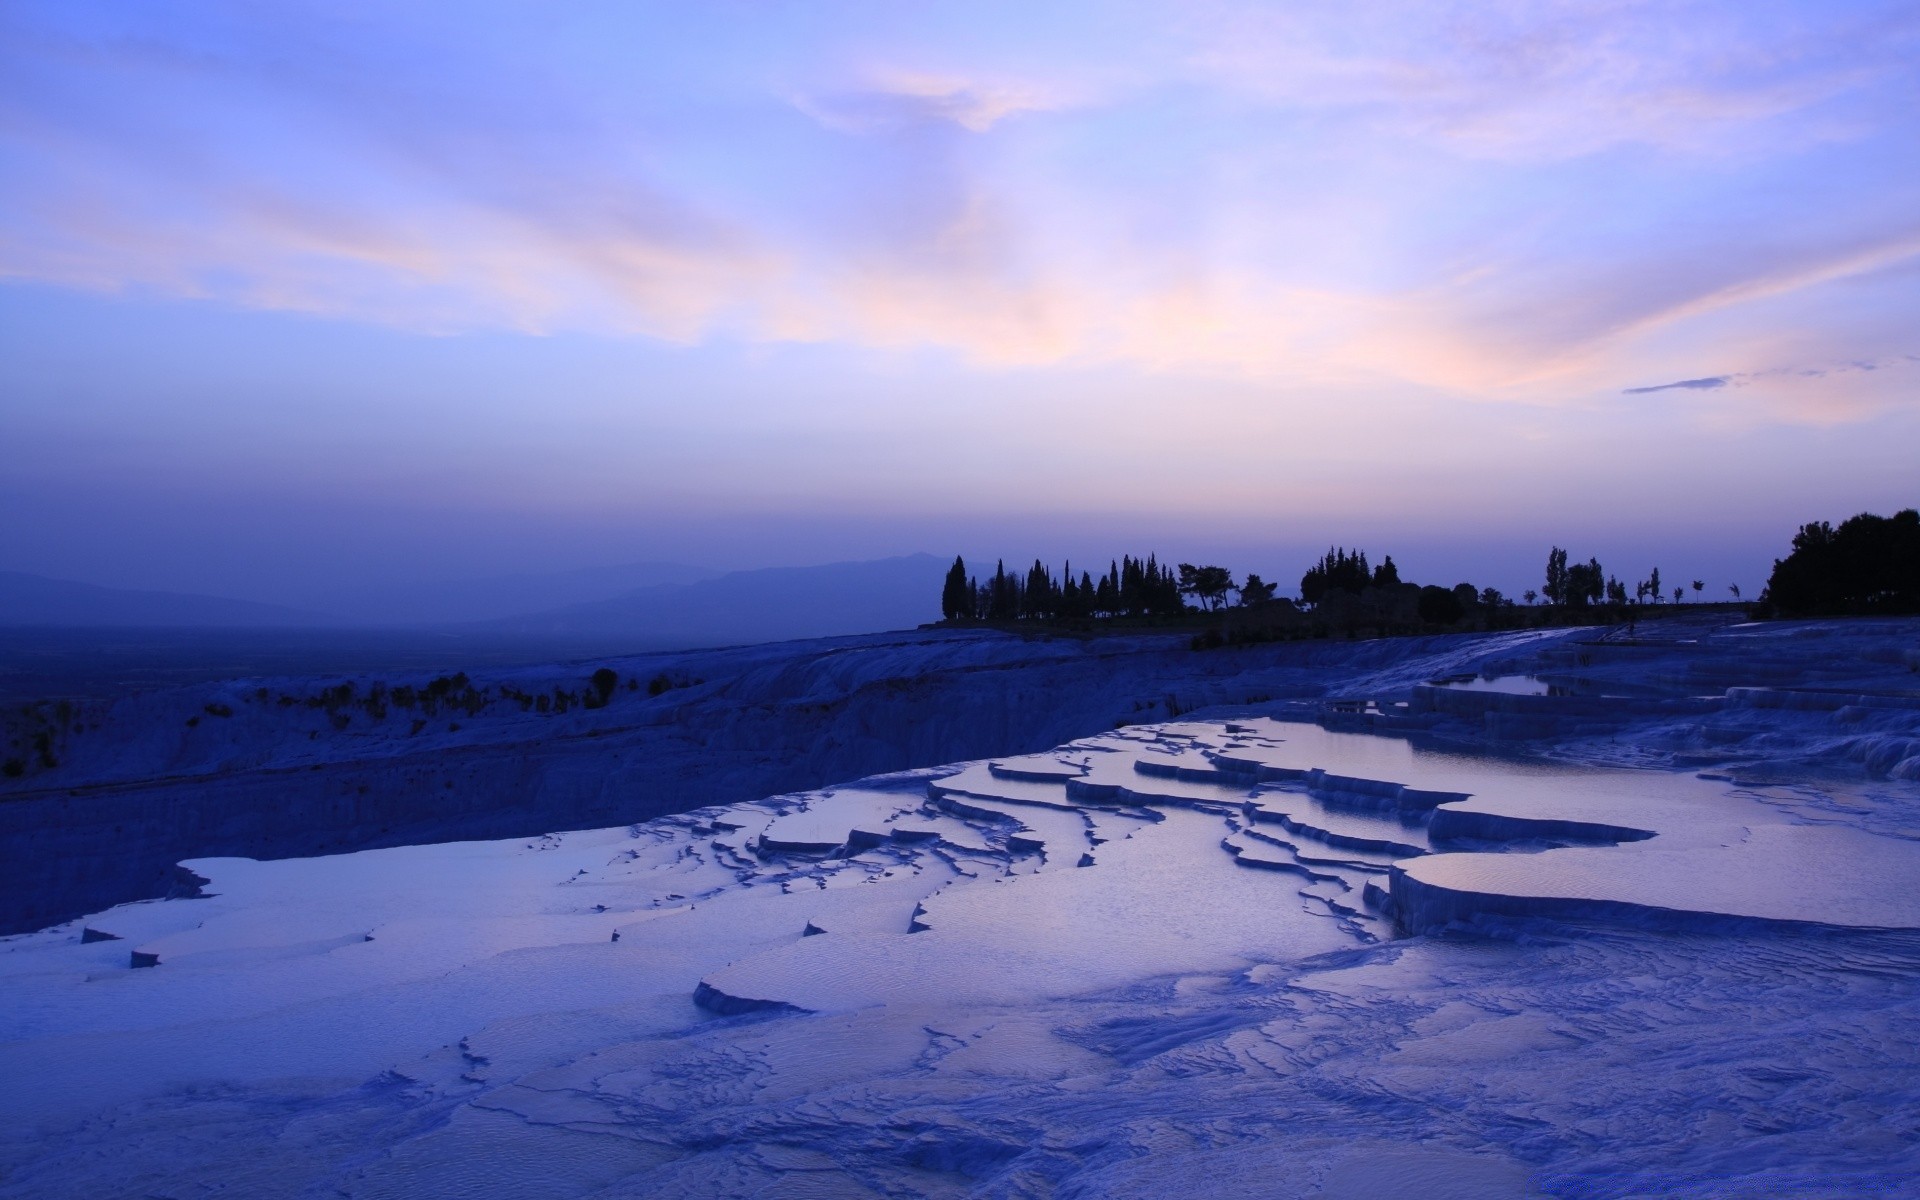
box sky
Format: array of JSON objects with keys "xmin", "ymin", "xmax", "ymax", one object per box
[{"xmin": 2, "ymin": 0, "xmax": 1916, "ymax": 610}]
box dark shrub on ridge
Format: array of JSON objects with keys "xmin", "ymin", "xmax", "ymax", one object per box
[{"xmin": 1417, "ymin": 585, "xmax": 1464, "ymax": 626}]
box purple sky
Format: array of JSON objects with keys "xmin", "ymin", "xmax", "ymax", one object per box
[{"xmin": 2, "ymin": 1, "xmax": 1916, "ymax": 608}]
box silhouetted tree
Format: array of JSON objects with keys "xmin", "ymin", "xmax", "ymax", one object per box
[
  {"xmin": 1072, "ymin": 570, "xmax": 1096, "ymax": 619},
  {"xmin": 1524, "ymin": 589, "xmax": 1537, "ymax": 605},
  {"xmin": 1544, "ymin": 547, "xmax": 1569, "ymax": 606},
  {"xmin": 1691, "ymin": 580, "xmax": 1704, "ymax": 601},
  {"xmin": 1160, "ymin": 558, "xmax": 1186, "ymax": 616},
  {"xmin": 941, "ymin": 556, "xmax": 971, "ymax": 620},
  {"xmin": 1240, "ymin": 574, "xmax": 1277, "ymax": 606},
  {"xmin": 1178, "ymin": 564, "xmax": 1235, "ymax": 611},
  {"xmin": 1060, "ymin": 568, "xmax": 1084, "ymax": 620},
  {"xmin": 1120, "ymin": 556, "xmax": 1144, "ymax": 615},
  {"xmin": 1565, "ymin": 558, "xmax": 1604, "ymax": 607},
  {"xmin": 1022, "ymin": 560, "xmax": 1055, "ymax": 619},
  {"xmin": 1765, "ymin": 509, "xmax": 1920, "ymax": 615},
  {"xmin": 987, "ymin": 560, "xmax": 1019, "ymax": 621},
  {"xmin": 1372, "ymin": 556, "xmax": 1400, "ymax": 587}
]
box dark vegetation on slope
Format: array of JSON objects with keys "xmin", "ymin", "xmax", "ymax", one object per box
[{"xmin": 0, "ymin": 667, "xmax": 701, "ymax": 785}]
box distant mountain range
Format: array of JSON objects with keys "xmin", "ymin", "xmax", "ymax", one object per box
[
  {"xmin": 0, "ymin": 555, "xmax": 948, "ymax": 647},
  {"xmin": 0, "ymin": 571, "xmax": 324, "ymax": 628}
]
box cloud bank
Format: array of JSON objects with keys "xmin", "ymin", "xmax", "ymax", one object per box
[{"xmin": 0, "ymin": 0, "xmax": 1915, "ymax": 419}]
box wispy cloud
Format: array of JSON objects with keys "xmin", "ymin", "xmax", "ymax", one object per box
[
  {"xmin": 1624, "ymin": 375, "xmax": 1732, "ymax": 394},
  {"xmin": 0, "ymin": 0, "xmax": 1916, "ymax": 421},
  {"xmin": 793, "ymin": 74, "xmax": 1073, "ymax": 135},
  {"xmin": 1618, "ymin": 357, "xmax": 1918, "ymax": 423},
  {"xmin": 1186, "ymin": 0, "xmax": 1920, "ymax": 160}
]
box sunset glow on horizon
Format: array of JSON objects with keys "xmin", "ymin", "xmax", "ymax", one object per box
[{"xmin": 2, "ymin": 0, "xmax": 1916, "ymax": 605}]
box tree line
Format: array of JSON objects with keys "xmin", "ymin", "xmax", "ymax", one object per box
[
  {"xmin": 938, "ymin": 543, "xmax": 1743, "ymax": 635},
  {"xmin": 938, "ymin": 505, "xmax": 1913, "ymax": 633},
  {"xmin": 941, "ymin": 556, "xmax": 1187, "ymax": 621},
  {"xmin": 1538, "ymin": 549, "xmax": 1715, "ymax": 609},
  {"xmin": 940, "ymin": 547, "xmax": 1511, "ymax": 629},
  {"xmin": 1539, "ymin": 505, "xmax": 1919, "ymax": 618}
]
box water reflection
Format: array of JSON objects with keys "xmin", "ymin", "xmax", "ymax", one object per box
[{"xmin": 1429, "ymin": 674, "xmax": 1623, "ymax": 699}]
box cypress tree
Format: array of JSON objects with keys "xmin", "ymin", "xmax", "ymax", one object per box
[
  {"xmin": 941, "ymin": 556, "xmax": 970, "ymax": 621},
  {"xmin": 988, "ymin": 560, "xmax": 1016, "ymax": 620},
  {"xmin": 1121, "ymin": 556, "xmax": 1143, "ymax": 616},
  {"xmin": 1023, "ymin": 560, "xmax": 1053, "ymax": 619}
]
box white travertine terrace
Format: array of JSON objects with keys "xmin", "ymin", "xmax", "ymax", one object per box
[{"xmin": 4, "ymin": 616, "xmax": 1918, "ymax": 1195}]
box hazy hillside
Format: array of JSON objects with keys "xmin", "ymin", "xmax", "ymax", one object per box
[
  {"xmin": 0, "ymin": 572, "xmax": 325, "ymax": 628},
  {"xmin": 1, "ymin": 558, "xmax": 939, "ymax": 650},
  {"xmin": 322, "ymin": 560, "xmax": 721, "ymax": 625},
  {"xmin": 483, "ymin": 554, "xmax": 948, "ymax": 645}
]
